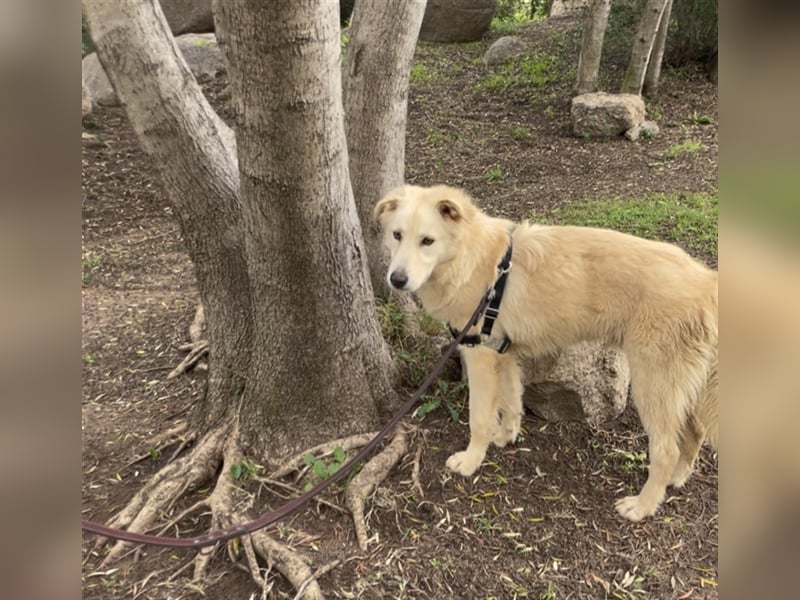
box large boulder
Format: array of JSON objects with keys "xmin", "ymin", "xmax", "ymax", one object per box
[
  {"xmin": 571, "ymin": 92, "xmax": 645, "ymax": 138},
  {"xmin": 81, "ymin": 33, "xmax": 226, "ymax": 106},
  {"xmin": 550, "ymin": 0, "xmax": 591, "ymax": 18},
  {"xmin": 419, "ymin": 0, "xmax": 498, "ymax": 43},
  {"xmin": 521, "ymin": 342, "xmax": 629, "ymax": 426},
  {"xmin": 483, "ymin": 35, "xmax": 527, "ymax": 65},
  {"xmin": 159, "ymin": 0, "xmax": 214, "ymax": 35}
]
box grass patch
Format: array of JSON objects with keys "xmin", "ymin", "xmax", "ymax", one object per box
[
  {"xmin": 667, "ymin": 140, "xmax": 704, "ymax": 159},
  {"xmin": 506, "ymin": 124, "xmax": 533, "ymax": 141},
  {"xmin": 533, "ymin": 193, "xmax": 718, "ymax": 259},
  {"xmin": 410, "ymin": 63, "xmax": 435, "ymax": 85},
  {"xmin": 486, "ymin": 166, "xmax": 504, "ymax": 182},
  {"xmin": 479, "ymin": 52, "xmax": 556, "ymax": 93}
]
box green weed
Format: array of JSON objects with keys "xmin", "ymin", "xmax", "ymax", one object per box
[
  {"xmin": 667, "ymin": 140, "xmax": 704, "ymax": 159},
  {"xmin": 302, "ymin": 446, "xmax": 347, "ymax": 490},
  {"xmin": 507, "ymin": 124, "xmax": 533, "ymax": 141},
  {"xmin": 229, "ymin": 457, "xmax": 263, "ymax": 481},
  {"xmin": 487, "ymin": 166, "xmax": 504, "ymax": 182},
  {"xmin": 410, "ymin": 63, "xmax": 434, "ymax": 85}
]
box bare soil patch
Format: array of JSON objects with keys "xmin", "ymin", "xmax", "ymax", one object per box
[{"xmin": 82, "ymin": 16, "xmax": 717, "ymax": 600}]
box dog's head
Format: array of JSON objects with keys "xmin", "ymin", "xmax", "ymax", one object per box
[{"xmin": 373, "ymin": 185, "xmax": 476, "ymax": 292}]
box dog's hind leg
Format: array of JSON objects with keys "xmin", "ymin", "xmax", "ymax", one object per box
[
  {"xmin": 615, "ymin": 365, "xmax": 684, "ymax": 522},
  {"xmin": 671, "ymin": 357, "xmax": 718, "ymax": 487},
  {"xmin": 493, "ymin": 354, "xmax": 523, "ymax": 448},
  {"xmin": 446, "ymin": 347, "xmax": 499, "ymax": 477}
]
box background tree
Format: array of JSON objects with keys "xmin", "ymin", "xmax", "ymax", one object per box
[
  {"xmin": 82, "ymin": 0, "xmax": 424, "ymax": 594},
  {"xmin": 642, "ymin": 0, "xmax": 673, "ymax": 97},
  {"xmin": 344, "ymin": 0, "xmax": 427, "ymax": 298},
  {"xmin": 575, "ymin": 0, "xmax": 612, "ymax": 94},
  {"xmin": 620, "ymin": 0, "xmax": 671, "ymax": 95}
]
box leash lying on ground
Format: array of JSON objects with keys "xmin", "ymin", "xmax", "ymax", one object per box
[{"xmin": 81, "ymin": 288, "xmax": 496, "ymax": 549}]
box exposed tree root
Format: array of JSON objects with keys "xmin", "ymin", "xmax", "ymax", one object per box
[
  {"xmin": 167, "ymin": 340, "xmax": 209, "ymax": 379},
  {"xmin": 99, "ymin": 426, "xmax": 227, "ymax": 566},
  {"xmin": 345, "ymin": 426, "xmax": 409, "ymax": 551},
  {"xmin": 93, "ymin": 414, "xmax": 413, "ymax": 598},
  {"xmin": 122, "ymin": 420, "xmax": 193, "ymax": 469},
  {"xmin": 167, "ymin": 304, "xmax": 208, "ymax": 379}
]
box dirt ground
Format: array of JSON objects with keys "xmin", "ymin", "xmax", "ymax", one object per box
[{"xmin": 82, "ymin": 16, "xmax": 718, "ymax": 600}]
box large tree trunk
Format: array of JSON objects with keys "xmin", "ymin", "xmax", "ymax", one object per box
[
  {"xmin": 84, "ymin": 0, "xmax": 394, "ymax": 461},
  {"xmin": 217, "ymin": 0, "xmax": 395, "ymax": 455},
  {"xmin": 620, "ymin": 0, "xmax": 670, "ymax": 95},
  {"xmin": 343, "ymin": 0, "xmax": 427, "ymax": 299},
  {"xmin": 642, "ymin": 0, "xmax": 673, "ymax": 98},
  {"xmin": 575, "ymin": 0, "xmax": 612, "ymax": 95}
]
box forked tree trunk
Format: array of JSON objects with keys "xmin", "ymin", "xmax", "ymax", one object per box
[
  {"xmin": 83, "ymin": 0, "xmax": 395, "ymax": 460},
  {"xmin": 575, "ymin": 0, "xmax": 612, "ymax": 95},
  {"xmin": 620, "ymin": 0, "xmax": 670, "ymax": 95},
  {"xmin": 642, "ymin": 0, "xmax": 673, "ymax": 98},
  {"xmin": 343, "ymin": 0, "xmax": 427, "ymax": 299}
]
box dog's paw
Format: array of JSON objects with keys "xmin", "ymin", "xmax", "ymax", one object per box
[
  {"xmin": 615, "ymin": 495, "xmax": 658, "ymax": 522},
  {"xmin": 669, "ymin": 464, "xmax": 693, "ymax": 488},
  {"xmin": 492, "ymin": 414, "xmax": 521, "ymax": 448},
  {"xmin": 446, "ymin": 451, "xmax": 482, "ymax": 477}
]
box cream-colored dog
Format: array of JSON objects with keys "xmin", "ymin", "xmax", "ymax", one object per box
[{"xmin": 374, "ymin": 184, "xmax": 718, "ymax": 521}]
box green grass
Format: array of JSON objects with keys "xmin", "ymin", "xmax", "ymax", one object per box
[
  {"xmin": 533, "ymin": 193, "xmax": 718, "ymax": 259},
  {"xmin": 506, "ymin": 124, "xmax": 533, "ymax": 142},
  {"xmin": 667, "ymin": 140, "xmax": 704, "ymax": 159},
  {"xmin": 410, "ymin": 63, "xmax": 435, "ymax": 85},
  {"xmin": 487, "ymin": 166, "xmax": 504, "ymax": 182},
  {"xmin": 479, "ymin": 53, "xmax": 555, "ymax": 92}
]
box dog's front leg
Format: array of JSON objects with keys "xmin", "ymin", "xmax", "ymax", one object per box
[{"xmin": 446, "ymin": 346, "xmax": 499, "ymax": 477}]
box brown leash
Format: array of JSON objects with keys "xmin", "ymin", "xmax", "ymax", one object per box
[{"xmin": 81, "ymin": 291, "xmax": 493, "ymax": 549}]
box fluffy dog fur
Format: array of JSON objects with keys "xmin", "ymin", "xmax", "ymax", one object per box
[{"xmin": 374, "ymin": 184, "xmax": 718, "ymax": 521}]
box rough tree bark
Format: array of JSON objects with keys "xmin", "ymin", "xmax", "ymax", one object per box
[
  {"xmin": 83, "ymin": 0, "xmax": 408, "ymax": 593},
  {"xmin": 343, "ymin": 0, "xmax": 427, "ymax": 299},
  {"xmin": 620, "ymin": 0, "xmax": 671, "ymax": 95},
  {"xmin": 642, "ymin": 0, "xmax": 673, "ymax": 98},
  {"xmin": 575, "ymin": 0, "xmax": 612, "ymax": 95}
]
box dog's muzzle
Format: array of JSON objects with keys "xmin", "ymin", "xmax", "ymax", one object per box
[{"xmin": 389, "ymin": 269, "xmax": 408, "ymax": 290}]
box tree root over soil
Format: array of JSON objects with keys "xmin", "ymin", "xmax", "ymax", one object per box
[
  {"xmin": 90, "ymin": 419, "xmax": 415, "ymax": 598},
  {"xmin": 346, "ymin": 426, "xmax": 409, "ymax": 551}
]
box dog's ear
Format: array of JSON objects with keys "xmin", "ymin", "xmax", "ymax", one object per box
[
  {"xmin": 373, "ymin": 195, "xmax": 400, "ymax": 224},
  {"xmin": 437, "ymin": 199, "xmax": 463, "ymax": 222}
]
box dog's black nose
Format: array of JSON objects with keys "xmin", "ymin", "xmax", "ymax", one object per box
[{"xmin": 389, "ymin": 270, "xmax": 408, "ymax": 289}]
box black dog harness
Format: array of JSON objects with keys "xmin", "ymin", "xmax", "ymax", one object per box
[{"xmin": 448, "ymin": 243, "xmax": 513, "ymax": 354}]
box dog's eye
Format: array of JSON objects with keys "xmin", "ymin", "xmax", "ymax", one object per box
[
  {"xmin": 421, "ymin": 237, "xmax": 435, "ymax": 246},
  {"xmin": 393, "ymin": 231, "xmax": 402, "ymax": 241}
]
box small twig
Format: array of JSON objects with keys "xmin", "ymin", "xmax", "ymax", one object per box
[
  {"xmin": 291, "ymin": 559, "xmax": 342, "ymax": 600},
  {"xmin": 411, "ymin": 444, "xmax": 424, "ymax": 500},
  {"xmin": 254, "ymin": 477, "xmax": 348, "ymax": 515}
]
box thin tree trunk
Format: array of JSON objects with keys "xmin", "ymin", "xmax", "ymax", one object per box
[
  {"xmin": 82, "ymin": 0, "xmax": 250, "ymax": 430},
  {"xmin": 217, "ymin": 0, "xmax": 395, "ymax": 457},
  {"xmin": 575, "ymin": 0, "xmax": 612, "ymax": 95},
  {"xmin": 343, "ymin": 0, "xmax": 427, "ymax": 299},
  {"xmin": 621, "ymin": 0, "xmax": 670, "ymax": 95},
  {"xmin": 643, "ymin": 0, "xmax": 673, "ymax": 98}
]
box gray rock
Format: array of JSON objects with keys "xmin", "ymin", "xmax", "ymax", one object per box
[
  {"xmin": 624, "ymin": 119, "xmax": 660, "ymax": 141},
  {"xmin": 175, "ymin": 33, "xmax": 226, "ymax": 83},
  {"xmin": 550, "ymin": 0, "xmax": 591, "ymax": 18},
  {"xmin": 82, "ymin": 53, "xmax": 118, "ymax": 107},
  {"xmin": 483, "ymin": 36, "xmax": 527, "ymax": 66},
  {"xmin": 82, "ymin": 84, "xmax": 93, "ymax": 119},
  {"xmin": 81, "ymin": 33, "xmax": 226, "ymax": 106},
  {"xmin": 521, "ymin": 342, "xmax": 629, "ymax": 427},
  {"xmin": 419, "ymin": 0, "xmax": 498, "ymax": 43},
  {"xmin": 571, "ymin": 92, "xmax": 645, "ymax": 138},
  {"xmin": 159, "ymin": 0, "xmax": 214, "ymax": 35}
]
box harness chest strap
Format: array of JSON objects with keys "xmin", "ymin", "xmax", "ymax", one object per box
[{"xmin": 448, "ymin": 242, "xmax": 513, "ymax": 354}]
